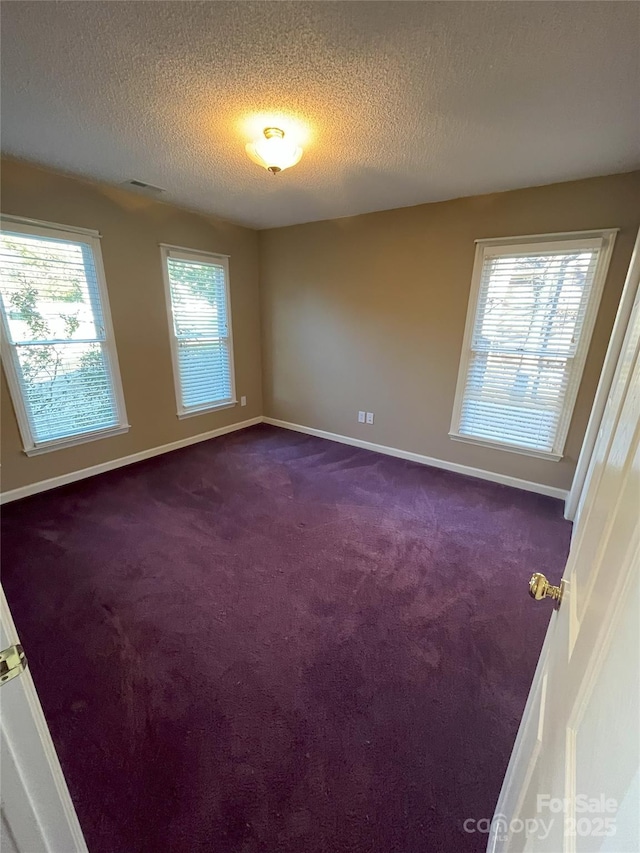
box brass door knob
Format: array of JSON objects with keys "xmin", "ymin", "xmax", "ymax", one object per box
[{"xmin": 529, "ymin": 572, "xmax": 563, "ymax": 608}]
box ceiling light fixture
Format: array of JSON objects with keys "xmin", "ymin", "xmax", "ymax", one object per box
[{"xmin": 245, "ymin": 127, "xmax": 303, "ymax": 175}]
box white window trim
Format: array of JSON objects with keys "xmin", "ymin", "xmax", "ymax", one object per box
[
  {"xmin": 0, "ymin": 214, "xmax": 129, "ymax": 456},
  {"xmin": 160, "ymin": 245, "xmax": 237, "ymax": 419},
  {"xmin": 449, "ymin": 229, "xmax": 618, "ymax": 461}
]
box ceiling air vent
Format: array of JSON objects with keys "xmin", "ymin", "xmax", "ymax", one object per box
[{"xmin": 123, "ymin": 179, "xmax": 166, "ymax": 194}]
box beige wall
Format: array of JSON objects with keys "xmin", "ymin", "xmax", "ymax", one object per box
[
  {"xmin": 1, "ymin": 158, "xmax": 262, "ymax": 492},
  {"xmin": 2, "ymin": 161, "xmax": 638, "ymax": 496},
  {"xmin": 259, "ymin": 172, "xmax": 640, "ymax": 491}
]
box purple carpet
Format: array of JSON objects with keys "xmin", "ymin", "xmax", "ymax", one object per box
[{"xmin": 1, "ymin": 424, "xmax": 570, "ymax": 852}]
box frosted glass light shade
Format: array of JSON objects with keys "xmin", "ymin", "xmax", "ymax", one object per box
[{"xmin": 245, "ymin": 128, "xmax": 303, "ymax": 174}]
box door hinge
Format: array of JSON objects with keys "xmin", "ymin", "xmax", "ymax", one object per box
[{"xmin": 0, "ymin": 644, "xmax": 27, "ymax": 685}]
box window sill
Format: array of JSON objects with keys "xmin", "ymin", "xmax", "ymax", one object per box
[
  {"xmin": 448, "ymin": 432, "xmax": 562, "ymax": 462},
  {"xmin": 24, "ymin": 424, "xmax": 131, "ymax": 457},
  {"xmin": 177, "ymin": 401, "xmax": 237, "ymax": 420}
]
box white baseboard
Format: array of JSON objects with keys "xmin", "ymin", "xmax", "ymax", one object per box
[
  {"xmin": 1, "ymin": 414, "xmax": 569, "ymax": 505},
  {"xmin": 263, "ymin": 417, "xmax": 568, "ymax": 501},
  {"xmin": 0, "ymin": 416, "xmax": 263, "ymax": 504}
]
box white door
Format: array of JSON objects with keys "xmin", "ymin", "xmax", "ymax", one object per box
[
  {"xmin": 488, "ymin": 269, "xmax": 640, "ymax": 851},
  {"xmin": 0, "ymin": 586, "xmax": 88, "ymax": 853}
]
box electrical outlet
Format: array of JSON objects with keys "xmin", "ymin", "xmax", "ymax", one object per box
[
  {"xmin": 366, "ymin": 412, "xmax": 374, "ymax": 424},
  {"xmin": 240, "ymin": 396, "xmax": 247, "ymax": 407},
  {"xmin": 358, "ymin": 411, "xmax": 366, "ymax": 423}
]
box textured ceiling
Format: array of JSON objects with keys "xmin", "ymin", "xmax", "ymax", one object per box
[{"xmin": 1, "ymin": 1, "xmax": 639, "ymax": 229}]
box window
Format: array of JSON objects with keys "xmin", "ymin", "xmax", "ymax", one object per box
[
  {"xmin": 450, "ymin": 230, "xmax": 617, "ymax": 460},
  {"xmin": 161, "ymin": 246, "xmax": 236, "ymax": 418},
  {"xmin": 0, "ymin": 216, "xmax": 128, "ymax": 456}
]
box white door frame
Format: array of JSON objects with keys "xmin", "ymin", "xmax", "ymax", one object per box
[
  {"xmin": 565, "ymin": 227, "xmax": 640, "ymax": 522},
  {"xmin": 0, "ymin": 586, "xmax": 88, "ymax": 853}
]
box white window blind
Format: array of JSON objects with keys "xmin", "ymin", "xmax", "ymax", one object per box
[
  {"xmin": 161, "ymin": 248, "xmax": 235, "ymax": 417},
  {"xmin": 450, "ymin": 232, "xmax": 616, "ymax": 460},
  {"xmin": 0, "ymin": 219, "xmax": 128, "ymax": 455}
]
